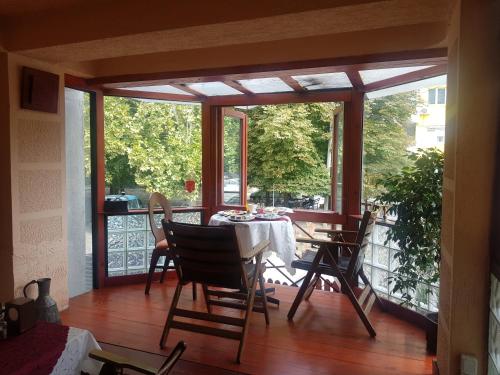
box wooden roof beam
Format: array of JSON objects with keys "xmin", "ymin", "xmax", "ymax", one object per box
[
  {"xmin": 364, "ymin": 64, "xmax": 447, "ymax": 92},
  {"xmin": 346, "ymin": 71, "xmax": 365, "ymax": 91},
  {"xmin": 206, "ymin": 89, "xmax": 351, "ymax": 106},
  {"xmin": 279, "ymin": 76, "xmax": 305, "ymax": 92},
  {"xmin": 223, "ymin": 80, "xmax": 255, "ymax": 95},
  {"xmin": 102, "ymin": 88, "xmax": 203, "ymax": 102},
  {"xmin": 169, "ymin": 83, "xmax": 207, "ymax": 98}
]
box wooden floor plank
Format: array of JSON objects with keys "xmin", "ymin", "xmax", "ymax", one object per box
[{"xmin": 60, "ymin": 281, "xmax": 433, "ymax": 375}]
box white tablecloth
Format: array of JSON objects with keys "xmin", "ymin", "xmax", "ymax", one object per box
[
  {"xmin": 51, "ymin": 327, "xmax": 102, "ymax": 375},
  {"xmin": 208, "ymin": 214, "xmax": 296, "ymax": 273}
]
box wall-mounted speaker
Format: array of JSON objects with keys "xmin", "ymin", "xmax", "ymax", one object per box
[{"xmin": 21, "ymin": 67, "xmax": 59, "ymax": 113}]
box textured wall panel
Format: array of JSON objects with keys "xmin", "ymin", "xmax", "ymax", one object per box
[
  {"xmin": 20, "ymin": 216, "xmax": 63, "ymax": 245},
  {"xmin": 17, "ymin": 119, "xmax": 61, "ymax": 163},
  {"xmin": 12, "ymin": 241, "xmax": 68, "ymax": 309},
  {"xmin": 18, "ymin": 169, "xmax": 62, "ymax": 213}
]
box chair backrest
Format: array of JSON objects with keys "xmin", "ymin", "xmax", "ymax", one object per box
[
  {"xmin": 163, "ymin": 221, "xmax": 247, "ymax": 290},
  {"xmin": 346, "ymin": 210, "xmax": 377, "ymax": 280},
  {"xmin": 157, "ymin": 341, "xmax": 186, "ymax": 375},
  {"xmin": 148, "ymin": 192, "xmax": 172, "ymax": 244}
]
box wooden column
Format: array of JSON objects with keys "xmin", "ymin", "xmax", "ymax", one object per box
[
  {"xmin": 342, "ymin": 89, "xmax": 364, "ymax": 226},
  {"xmin": 201, "ymin": 103, "xmax": 220, "ymax": 223}
]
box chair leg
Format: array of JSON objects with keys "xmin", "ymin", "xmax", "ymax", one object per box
[
  {"xmin": 201, "ymin": 284, "xmax": 211, "ymax": 314},
  {"xmin": 258, "ymin": 273, "xmax": 270, "ymax": 325},
  {"xmin": 304, "ymin": 273, "xmax": 321, "ymax": 301},
  {"xmin": 359, "ymin": 268, "xmax": 384, "ymax": 310},
  {"xmin": 160, "ymin": 282, "xmax": 183, "ymax": 349},
  {"xmin": 192, "ymin": 282, "xmax": 197, "ymax": 300},
  {"xmin": 287, "ymin": 247, "xmax": 325, "ymax": 320},
  {"xmin": 159, "ymin": 256, "xmax": 170, "ymax": 284},
  {"xmin": 145, "ymin": 250, "xmax": 161, "ymax": 295},
  {"xmin": 236, "ymin": 262, "xmax": 261, "ymax": 364},
  {"xmin": 323, "ymin": 251, "xmax": 376, "ymax": 337}
]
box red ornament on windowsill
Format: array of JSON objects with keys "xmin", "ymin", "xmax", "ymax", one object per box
[{"xmin": 185, "ymin": 180, "xmax": 196, "ymax": 193}]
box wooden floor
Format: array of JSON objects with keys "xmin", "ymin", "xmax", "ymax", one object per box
[{"xmin": 61, "ymin": 279, "xmax": 433, "ymax": 375}]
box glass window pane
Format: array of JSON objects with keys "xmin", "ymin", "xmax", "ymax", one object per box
[
  {"xmin": 437, "ymin": 88, "xmax": 446, "ymax": 104},
  {"xmin": 104, "ymin": 97, "xmax": 202, "ymax": 208},
  {"xmin": 65, "ymin": 88, "xmax": 93, "ymax": 296},
  {"xmin": 292, "ymin": 72, "xmax": 352, "ymax": 90},
  {"xmin": 428, "ymin": 88, "xmax": 436, "ymax": 104},
  {"xmin": 246, "ymin": 103, "xmax": 336, "ymax": 211},
  {"xmin": 359, "ymin": 66, "xmax": 434, "ymax": 85},
  {"xmin": 223, "ymin": 116, "xmax": 242, "ymax": 204},
  {"xmin": 237, "ymin": 78, "xmax": 294, "ymax": 94},
  {"xmin": 187, "ymin": 82, "xmax": 243, "ymax": 96}
]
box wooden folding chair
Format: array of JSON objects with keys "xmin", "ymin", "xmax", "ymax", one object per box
[
  {"xmin": 287, "ymin": 210, "xmax": 383, "ymax": 337},
  {"xmin": 160, "ymin": 221, "xmax": 270, "ymax": 363},
  {"xmin": 90, "ymin": 340, "xmax": 186, "ymax": 375},
  {"xmin": 145, "ymin": 192, "xmax": 197, "ymax": 299}
]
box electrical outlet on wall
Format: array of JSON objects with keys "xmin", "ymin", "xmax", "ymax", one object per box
[{"xmin": 461, "ymin": 354, "xmax": 478, "ymax": 375}]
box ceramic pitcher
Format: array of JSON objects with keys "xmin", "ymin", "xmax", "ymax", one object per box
[{"xmin": 23, "ymin": 278, "xmax": 61, "ymax": 324}]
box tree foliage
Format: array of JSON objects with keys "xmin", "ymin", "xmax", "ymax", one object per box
[
  {"xmin": 104, "ymin": 97, "xmax": 202, "ymax": 202},
  {"xmin": 363, "ymin": 92, "xmax": 416, "ymax": 199},
  {"xmin": 377, "ymin": 148, "xmax": 444, "ymax": 306},
  {"xmin": 246, "ymin": 103, "xmax": 334, "ymax": 197}
]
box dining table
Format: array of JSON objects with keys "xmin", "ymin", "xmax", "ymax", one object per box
[
  {"xmin": 208, "ymin": 212, "xmax": 297, "ymax": 306},
  {"xmin": 208, "ymin": 213, "xmax": 297, "ymax": 273}
]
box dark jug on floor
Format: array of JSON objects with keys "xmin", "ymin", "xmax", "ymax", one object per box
[{"xmin": 23, "ymin": 278, "xmax": 61, "ymax": 324}]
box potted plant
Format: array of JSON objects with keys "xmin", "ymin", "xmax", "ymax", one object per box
[{"xmin": 377, "ymin": 148, "xmax": 444, "ymax": 353}]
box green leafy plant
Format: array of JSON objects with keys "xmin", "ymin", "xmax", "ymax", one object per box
[{"xmin": 377, "ymin": 148, "xmax": 444, "ymax": 306}]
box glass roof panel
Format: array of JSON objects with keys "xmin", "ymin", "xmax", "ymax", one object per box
[
  {"xmin": 366, "ymin": 75, "xmax": 447, "ymax": 99},
  {"xmin": 120, "ymin": 85, "xmax": 194, "ymax": 95},
  {"xmin": 237, "ymin": 77, "xmax": 293, "ymax": 94},
  {"xmin": 360, "ymin": 66, "xmax": 434, "ymax": 85},
  {"xmin": 291, "ymin": 72, "xmax": 352, "ymax": 90},
  {"xmin": 186, "ymin": 82, "xmax": 243, "ymax": 96}
]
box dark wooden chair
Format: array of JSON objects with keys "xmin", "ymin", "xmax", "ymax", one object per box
[
  {"xmin": 145, "ymin": 192, "xmax": 174, "ymax": 295},
  {"xmin": 89, "ymin": 340, "xmax": 186, "ymax": 375},
  {"xmin": 160, "ymin": 221, "xmax": 270, "ymax": 363},
  {"xmin": 145, "ymin": 193, "xmax": 196, "ymax": 299},
  {"xmin": 287, "ymin": 210, "xmax": 384, "ymax": 337}
]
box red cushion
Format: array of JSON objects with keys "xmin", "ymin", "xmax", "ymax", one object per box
[{"xmin": 156, "ymin": 239, "xmax": 169, "ymax": 251}]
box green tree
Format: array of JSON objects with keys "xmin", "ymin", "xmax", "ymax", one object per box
[
  {"xmin": 246, "ymin": 104, "xmax": 332, "ymax": 199},
  {"xmin": 104, "ymin": 97, "xmax": 139, "ymax": 194},
  {"xmin": 103, "ymin": 97, "xmax": 202, "ymax": 202},
  {"xmin": 363, "ymin": 92, "xmax": 416, "ymax": 199}
]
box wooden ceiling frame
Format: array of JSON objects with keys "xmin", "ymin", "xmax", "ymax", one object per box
[
  {"xmin": 88, "ymin": 49, "xmax": 447, "ymax": 103},
  {"xmin": 88, "ymin": 48, "xmax": 447, "ymax": 88}
]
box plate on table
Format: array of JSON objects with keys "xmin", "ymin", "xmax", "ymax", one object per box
[
  {"xmin": 228, "ymin": 214, "xmax": 255, "ymax": 222},
  {"xmin": 255, "ymin": 213, "xmax": 282, "ymax": 221},
  {"xmin": 218, "ymin": 210, "xmax": 247, "ymax": 217}
]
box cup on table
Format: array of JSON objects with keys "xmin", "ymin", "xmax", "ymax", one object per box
[{"xmin": 247, "ymin": 203, "xmax": 256, "ymax": 214}]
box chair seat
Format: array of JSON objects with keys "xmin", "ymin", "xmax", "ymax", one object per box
[
  {"xmin": 291, "ymin": 249, "xmax": 349, "ymax": 275},
  {"xmin": 155, "ymin": 239, "xmax": 169, "ymax": 251}
]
